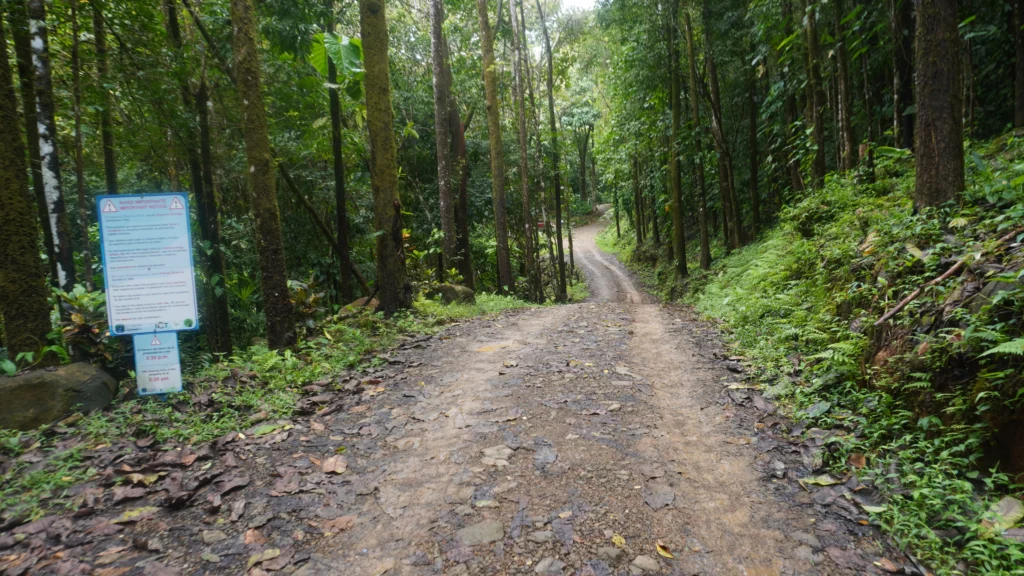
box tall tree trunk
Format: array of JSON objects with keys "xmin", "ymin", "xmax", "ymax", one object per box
[
  {"xmin": 1016, "ymin": 0, "xmax": 1024, "ymax": 127},
  {"xmin": 93, "ymin": 1, "xmax": 118, "ymax": 194},
  {"xmin": 476, "ymin": 0, "xmax": 514, "ymax": 294},
  {"xmin": 360, "ymin": 0, "xmax": 411, "ymax": 313},
  {"xmin": 326, "ymin": 1, "xmax": 354, "ymax": 300},
  {"xmin": 748, "ymin": 69, "xmax": 760, "ymax": 240},
  {"xmin": 429, "ymin": 0, "xmax": 457, "ymax": 271},
  {"xmin": 668, "ymin": 0, "xmax": 687, "ymax": 277},
  {"xmin": 27, "ymin": 0, "xmax": 76, "ymax": 292},
  {"xmin": 536, "ymin": 0, "xmax": 566, "ymax": 302},
  {"xmin": 632, "ymin": 154, "xmax": 643, "ymax": 246},
  {"xmin": 509, "ymin": 0, "xmax": 541, "ymax": 302},
  {"xmin": 0, "ymin": 14, "xmax": 52, "ymax": 362},
  {"xmin": 893, "ymin": 0, "xmax": 914, "ymax": 149},
  {"xmin": 8, "ymin": 2, "xmax": 52, "ymax": 286},
  {"xmin": 804, "ymin": 0, "xmax": 827, "ymax": 187},
  {"xmin": 614, "ymin": 187, "xmax": 621, "ymax": 238},
  {"xmin": 196, "ymin": 78, "xmax": 232, "ymax": 354},
  {"xmin": 834, "ymin": 0, "xmax": 856, "ymax": 172},
  {"xmin": 706, "ymin": 45, "xmax": 742, "ymax": 250},
  {"xmin": 860, "ymin": 40, "xmax": 877, "ymax": 181},
  {"xmin": 914, "ymin": 0, "xmax": 963, "ymax": 209},
  {"xmin": 452, "ymin": 106, "xmax": 475, "ymax": 289},
  {"xmin": 683, "ymin": 12, "xmax": 711, "ymax": 270},
  {"xmin": 70, "ymin": 0, "xmax": 93, "ymax": 289},
  {"xmin": 588, "ymin": 136, "xmax": 598, "ymax": 202},
  {"xmin": 230, "ymin": 0, "xmax": 296, "ymax": 347}
]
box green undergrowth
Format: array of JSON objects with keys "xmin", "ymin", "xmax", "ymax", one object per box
[
  {"xmin": 601, "ymin": 138, "xmax": 1024, "ymax": 574},
  {"xmin": 0, "ymin": 292, "xmax": 534, "ymax": 521}
]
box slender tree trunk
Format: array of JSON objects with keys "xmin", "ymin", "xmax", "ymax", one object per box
[
  {"xmin": 70, "ymin": 0, "xmax": 93, "ymax": 289},
  {"xmin": 509, "ymin": 0, "xmax": 541, "ymax": 302},
  {"xmin": 706, "ymin": 46, "xmax": 742, "ymax": 250},
  {"xmin": 0, "ymin": 15, "xmax": 52, "ymax": 362},
  {"xmin": 860, "ymin": 42, "xmax": 877, "ymax": 181},
  {"xmin": 804, "ymin": 0, "xmax": 827, "ymax": 186},
  {"xmin": 748, "ymin": 69, "xmax": 760, "ymax": 241},
  {"xmin": 452, "ymin": 106, "xmax": 475, "ymax": 289},
  {"xmin": 476, "ymin": 0, "xmax": 514, "ymax": 294},
  {"xmin": 835, "ymin": 0, "xmax": 856, "ymax": 172},
  {"xmin": 196, "ymin": 78, "xmax": 232, "ymax": 354},
  {"xmin": 1016, "ymin": 0, "xmax": 1024, "ymax": 127},
  {"xmin": 632, "ymin": 154, "xmax": 643, "ymax": 246},
  {"xmin": 536, "ymin": 0, "xmax": 566, "ymax": 301},
  {"xmin": 430, "ymin": 0, "xmax": 457, "ymax": 270},
  {"xmin": 614, "ymin": 188, "xmax": 621, "ymax": 238},
  {"xmin": 668, "ymin": 0, "xmax": 687, "ymax": 276},
  {"xmin": 230, "ymin": 0, "xmax": 295, "ymax": 347},
  {"xmin": 93, "ymin": 1, "xmax": 118, "ymax": 194},
  {"xmin": 914, "ymin": 0, "xmax": 963, "ymax": 209},
  {"xmin": 683, "ymin": 12, "xmax": 711, "ymax": 270},
  {"xmin": 588, "ymin": 137, "xmax": 598, "ymax": 202},
  {"xmin": 893, "ymin": 0, "xmax": 915, "ymax": 149},
  {"xmin": 360, "ymin": 0, "xmax": 411, "ymax": 313},
  {"xmin": 326, "ymin": 1, "xmax": 354, "ymax": 300},
  {"xmin": 27, "ymin": 0, "xmax": 76, "ymax": 292}
]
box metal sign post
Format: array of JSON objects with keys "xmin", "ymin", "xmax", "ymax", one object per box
[{"xmin": 97, "ymin": 194, "xmax": 197, "ymax": 397}]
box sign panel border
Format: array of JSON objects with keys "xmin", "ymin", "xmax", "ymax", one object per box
[{"xmin": 96, "ymin": 193, "xmax": 200, "ymax": 335}]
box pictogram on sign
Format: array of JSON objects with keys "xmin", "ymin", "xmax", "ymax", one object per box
[
  {"xmin": 169, "ymin": 197, "xmax": 185, "ymax": 209},
  {"xmin": 102, "ymin": 200, "xmax": 118, "ymax": 213}
]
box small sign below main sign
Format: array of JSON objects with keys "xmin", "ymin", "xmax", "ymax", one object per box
[
  {"xmin": 96, "ymin": 194, "xmax": 199, "ymax": 336},
  {"xmin": 133, "ymin": 332, "xmax": 183, "ymax": 396}
]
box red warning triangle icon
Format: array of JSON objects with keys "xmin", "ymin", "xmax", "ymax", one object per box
[
  {"xmin": 102, "ymin": 200, "xmax": 118, "ymax": 213},
  {"xmin": 169, "ymin": 197, "xmax": 184, "ymax": 209},
  {"xmin": 151, "ymin": 335, "xmax": 161, "ymax": 346}
]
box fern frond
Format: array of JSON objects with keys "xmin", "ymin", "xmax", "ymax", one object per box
[{"xmin": 980, "ymin": 338, "xmax": 1024, "ymax": 357}]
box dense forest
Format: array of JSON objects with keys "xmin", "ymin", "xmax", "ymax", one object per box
[{"xmin": 2, "ymin": 0, "xmax": 1024, "ymax": 573}]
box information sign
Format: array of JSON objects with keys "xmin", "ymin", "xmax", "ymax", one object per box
[
  {"xmin": 97, "ymin": 194, "xmax": 199, "ymax": 335},
  {"xmin": 133, "ymin": 333, "xmax": 183, "ymax": 395}
]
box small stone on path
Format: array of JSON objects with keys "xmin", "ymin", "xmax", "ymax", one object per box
[
  {"xmin": 456, "ymin": 520, "xmax": 504, "ymax": 546},
  {"xmin": 535, "ymin": 557, "xmax": 567, "ymax": 574},
  {"xmin": 201, "ymin": 530, "xmax": 227, "ymax": 544},
  {"xmin": 528, "ymin": 530, "xmax": 554, "ymax": 543},
  {"xmin": 597, "ymin": 546, "xmax": 622, "ymax": 562},
  {"xmin": 631, "ymin": 555, "xmax": 661, "ymax": 572}
]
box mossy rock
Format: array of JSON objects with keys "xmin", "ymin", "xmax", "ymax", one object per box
[
  {"xmin": 0, "ymin": 363, "xmax": 118, "ymax": 430},
  {"xmin": 426, "ymin": 284, "xmax": 476, "ymax": 305}
]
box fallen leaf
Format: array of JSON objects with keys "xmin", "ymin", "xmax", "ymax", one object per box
[
  {"xmin": 799, "ymin": 474, "xmax": 842, "ymax": 488},
  {"xmin": 322, "ymin": 515, "xmax": 356, "ymax": 533},
  {"xmin": 847, "ymin": 453, "xmax": 866, "ymax": 469},
  {"xmin": 982, "ymin": 496, "xmax": 1024, "ymax": 533},
  {"xmin": 247, "ymin": 548, "xmax": 281, "ymax": 569},
  {"xmin": 244, "ymin": 528, "xmax": 267, "ymax": 545},
  {"xmin": 321, "ymin": 456, "xmax": 347, "ymax": 474},
  {"xmin": 112, "ymin": 507, "xmax": 159, "ymax": 524},
  {"xmin": 874, "ymin": 558, "xmax": 902, "ymax": 573},
  {"xmin": 656, "ymin": 540, "xmax": 675, "ymax": 559},
  {"xmin": 252, "ymin": 423, "xmax": 284, "ymax": 437},
  {"xmin": 611, "ymin": 534, "xmax": 625, "ymax": 547},
  {"xmin": 125, "ymin": 473, "xmax": 160, "ymax": 486}
]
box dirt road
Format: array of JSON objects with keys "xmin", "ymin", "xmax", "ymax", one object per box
[{"xmin": 11, "ymin": 218, "xmax": 896, "ymax": 576}]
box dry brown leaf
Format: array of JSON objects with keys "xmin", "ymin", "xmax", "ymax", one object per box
[
  {"xmin": 321, "ymin": 456, "xmax": 347, "ymax": 474},
  {"xmin": 244, "ymin": 528, "xmax": 267, "ymax": 545},
  {"xmin": 874, "ymin": 558, "xmax": 902, "ymax": 573},
  {"xmin": 847, "ymin": 453, "xmax": 866, "ymax": 469},
  {"xmin": 322, "ymin": 515, "xmax": 356, "ymax": 533}
]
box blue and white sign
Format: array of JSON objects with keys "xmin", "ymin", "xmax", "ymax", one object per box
[
  {"xmin": 133, "ymin": 333, "xmax": 183, "ymax": 395},
  {"xmin": 97, "ymin": 194, "xmax": 199, "ymax": 336}
]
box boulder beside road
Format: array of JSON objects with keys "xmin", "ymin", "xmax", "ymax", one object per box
[{"xmin": 0, "ymin": 363, "xmax": 117, "ymax": 430}]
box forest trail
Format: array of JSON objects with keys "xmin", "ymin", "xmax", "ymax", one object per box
[{"xmin": 14, "ymin": 223, "xmax": 888, "ymax": 576}]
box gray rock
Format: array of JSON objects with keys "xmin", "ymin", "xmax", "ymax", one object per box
[
  {"xmin": 456, "ymin": 520, "xmax": 504, "ymax": 546},
  {"xmin": 0, "ymin": 363, "xmax": 117, "ymax": 430},
  {"xmin": 534, "ymin": 447, "xmax": 557, "ymax": 470},
  {"xmin": 790, "ymin": 531, "xmax": 821, "ymax": 549},
  {"xmin": 597, "ymin": 546, "xmax": 622, "ymax": 562},
  {"xmin": 528, "ymin": 530, "xmax": 554, "ymax": 543},
  {"xmin": 631, "ymin": 555, "xmax": 661, "ymax": 572},
  {"xmin": 201, "ymin": 530, "xmax": 228, "ymax": 544},
  {"xmin": 483, "ymin": 445, "xmax": 514, "ymax": 459},
  {"xmin": 768, "ymin": 459, "xmax": 786, "ymax": 479},
  {"xmin": 642, "ymin": 481, "xmax": 675, "ymax": 510},
  {"xmin": 534, "ymin": 557, "xmax": 566, "ymax": 574}
]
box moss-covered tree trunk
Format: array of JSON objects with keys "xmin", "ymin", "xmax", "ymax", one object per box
[
  {"xmin": 509, "ymin": 0, "xmax": 541, "ymax": 302},
  {"xmin": 476, "ymin": 0, "xmax": 514, "ymax": 294},
  {"xmin": 0, "ymin": 16, "xmax": 51, "ymax": 361},
  {"xmin": 27, "ymin": 0, "xmax": 76, "ymax": 292},
  {"xmin": 360, "ymin": 0, "xmax": 411, "ymax": 314},
  {"xmin": 430, "ymin": 0, "xmax": 457, "ymax": 273},
  {"xmin": 804, "ymin": 0, "xmax": 827, "ymax": 187},
  {"xmin": 684, "ymin": 12, "xmax": 712, "ymax": 270},
  {"xmin": 913, "ymin": 0, "xmax": 963, "ymax": 209},
  {"xmin": 834, "ymin": 0, "xmax": 856, "ymax": 172},
  {"xmin": 536, "ymin": 0, "xmax": 567, "ymax": 302},
  {"xmin": 230, "ymin": 0, "xmax": 295, "ymax": 348},
  {"xmin": 93, "ymin": 1, "xmax": 118, "ymax": 194},
  {"xmin": 668, "ymin": 0, "xmax": 687, "ymax": 277}
]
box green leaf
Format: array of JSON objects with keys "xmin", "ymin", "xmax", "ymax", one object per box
[
  {"xmin": 1, "ymin": 359, "xmax": 16, "ymax": 376},
  {"xmin": 980, "ymin": 338, "xmax": 1024, "ymax": 357},
  {"xmin": 309, "ymin": 33, "xmax": 328, "ymax": 76}
]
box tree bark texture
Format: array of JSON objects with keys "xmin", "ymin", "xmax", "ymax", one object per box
[
  {"xmin": 536, "ymin": 0, "xmax": 566, "ymax": 301},
  {"xmin": 748, "ymin": 69, "xmax": 760, "ymax": 240},
  {"xmin": 668, "ymin": 0, "xmax": 687, "ymax": 277},
  {"xmin": 684, "ymin": 12, "xmax": 711, "ymax": 270},
  {"xmin": 804, "ymin": 0, "xmax": 827, "ymax": 187},
  {"xmin": 430, "ymin": 0, "xmax": 457, "ymax": 269},
  {"xmin": 326, "ymin": 1, "xmax": 354, "ymax": 301},
  {"xmin": 230, "ymin": 0, "xmax": 296, "ymax": 347},
  {"xmin": 893, "ymin": 0, "xmax": 915, "ymax": 149},
  {"xmin": 27, "ymin": 0, "xmax": 76, "ymax": 292},
  {"xmin": 834, "ymin": 0, "xmax": 856, "ymax": 172},
  {"xmin": 360, "ymin": 0, "xmax": 412, "ymax": 313},
  {"xmin": 913, "ymin": 0, "xmax": 963, "ymax": 209},
  {"xmin": 70, "ymin": 0, "xmax": 93, "ymax": 289},
  {"xmin": 476, "ymin": 0, "xmax": 514, "ymax": 294},
  {"xmin": 0, "ymin": 15, "xmax": 52, "ymax": 361},
  {"xmin": 93, "ymin": 1, "xmax": 118, "ymax": 194}
]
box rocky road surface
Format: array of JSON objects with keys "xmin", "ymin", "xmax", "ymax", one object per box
[{"xmin": 1, "ymin": 216, "xmax": 914, "ymax": 576}]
